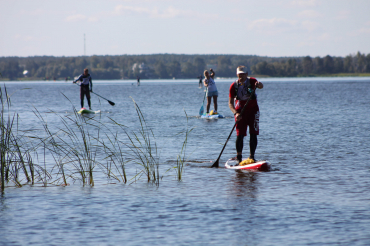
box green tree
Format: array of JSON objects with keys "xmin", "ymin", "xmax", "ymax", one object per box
[
  {"xmin": 99, "ymin": 58, "xmax": 114, "ymax": 69},
  {"xmin": 302, "ymin": 56, "xmax": 313, "ymax": 75},
  {"xmin": 193, "ymin": 57, "xmax": 206, "ymax": 75},
  {"xmin": 181, "ymin": 62, "xmax": 196, "ymax": 78},
  {"xmin": 323, "ymin": 55, "xmax": 334, "ymax": 73},
  {"xmin": 34, "ymin": 66, "xmax": 46, "ymax": 78},
  {"xmin": 365, "ymin": 54, "xmax": 370, "ymax": 72},
  {"xmin": 76, "ymin": 58, "xmax": 88, "ymax": 70},
  {"xmin": 25, "ymin": 60, "xmax": 39, "ymax": 77},
  {"xmin": 59, "ymin": 65, "xmax": 70, "ymax": 78},
  {"xmin": 90, "ymin": 56, "xmax": 99, "ymax": 68},
  {"xmin": 333, "ymin": 58, "xmax": 344, "ymax": 73},
  {"xmin": 272, "ymin": 62, "xmax": 284, "ymax": 76},
  {"xmin": 0, "ymin": 60, "xmax": 22, "ymax": 80},
  {"xmin": 284, "ymin": 59, "xmax": 299, "ymax": 76},
  {"xmin": 355, "ymin": 51, "xmax": 366, "ymax": 73},
  {"xmin": 343, "ymin": 55, "xmax": 353, "ymax": 73},
  {"xmin": 252, "ymin": 61, "xmax": 275, "ymax": 76},
  {"xmin": 313, "ymin": 57, "xmax": 324, "ymax": 74},
  {"xmin": 217, "ymin": 56, "xmax": 232, "ymax": 77},
  {"xmin": 166, "ymin": 61, "xmax": 181, "ymax": 78},
  {"xmin": 154, "ymin": 61, "xmax": 168, "ymax": 78}
]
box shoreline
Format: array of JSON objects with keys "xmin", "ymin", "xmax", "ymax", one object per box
[{"xmin": 2, "ymin": 73, "xmax": 370, "ymax": 81}]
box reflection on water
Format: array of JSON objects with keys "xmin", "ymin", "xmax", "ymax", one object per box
[
  {"xmin": 0, "ymin": 194, "xmax": 7, "ymax": 213},
  {"xmin": 231, "ymin": 170, "xmax": 258, "ymax": 199}
]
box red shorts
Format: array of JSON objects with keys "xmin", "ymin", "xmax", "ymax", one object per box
[{"xmin": 235, "ymin": 105, "xmax": 259, "ymax": 136}]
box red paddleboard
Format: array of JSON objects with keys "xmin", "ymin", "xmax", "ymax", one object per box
[{"xmin": 225, "ymin": 158, "xmax": 270, "ymax": 171}]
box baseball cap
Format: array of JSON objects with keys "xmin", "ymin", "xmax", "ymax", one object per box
[{"xmin": 236, "ymin": 66, "xmax": 248, "ymax": 74}]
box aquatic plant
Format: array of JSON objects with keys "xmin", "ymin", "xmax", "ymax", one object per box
[
  {"xmin": 107, "ymin": 98, "xmax": 160, "ymax": 184},
  {"xmin": 175, "ymin": 110, "xmax": 194, "ymax": 181},
  {"xmin": 1, "ymin": 88, "xmax": 191, "ymax": 190},
  {"xmin": 33, "ymin": 103, "xmax": 101, "ymax": 186},
  {"xmin": 99, "ymin": 124, "xmax": 129, "ymax": 183},
  {"xmin": 0, "ymin": 86, "xmax": 46, "ymax": 192}
]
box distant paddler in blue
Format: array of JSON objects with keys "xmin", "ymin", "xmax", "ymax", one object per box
[
  {"xmin": 73, "ymin": 68, "xmax": 93, "ymax": 110},
  {"xmin": 203, "ymin": 68, "xmax": 218, "ymax": 115}
]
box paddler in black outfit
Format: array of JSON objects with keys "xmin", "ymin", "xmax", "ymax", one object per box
[
  {"xmin": 73, "ymin": 68, "xmax": 93, "ymax": 110},
  {"xmin": 197, "ymin": 74, "xmax": 203, "ymax": 87}
]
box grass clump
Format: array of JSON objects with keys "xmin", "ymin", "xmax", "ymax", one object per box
[
  {"xmin": 0, "ymin": 86, "xmax": 47, "ymax": 192},
  {"xmin": 1, "ymin": 89, "xmax": 192, "ymax": 190}
]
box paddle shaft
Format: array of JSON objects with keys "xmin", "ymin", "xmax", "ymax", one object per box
[
  {"xmin": 199, "ymin": 89, "xmax": 207, "ymax": 115},
  {"xmin": 202, "ymin": 89, "xmax": 207, "ymax": 103},
  {"xmin": 211, "ymin": 88, "xmax": 256, "ymax": 168},
  {"xmin": 91, "ymin": 91, "xmax": 115, "ymax": 106}
]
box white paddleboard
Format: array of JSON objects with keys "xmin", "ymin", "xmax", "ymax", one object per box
[
  {"xmin": 77, "ymin": 108, "xmax": 101, "ymax": 114},
  {"xmin": 201, "ymin": 113, "xmax": 224, "ymax": 119}
]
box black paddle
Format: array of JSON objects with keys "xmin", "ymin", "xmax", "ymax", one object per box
[
  {"xmin": 91, "ymin": 91, "xmax": 115, "ymax": 106},
  {"xmin": 211, "ymin": 88, "xmax": 256, "ymax": 168}
]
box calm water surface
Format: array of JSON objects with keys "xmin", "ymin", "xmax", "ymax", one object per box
[{"xmin": 0, "ymin": 77, "xmax": 370, "ymax": 245}]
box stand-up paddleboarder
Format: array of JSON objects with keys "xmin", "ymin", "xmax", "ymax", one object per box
[
  {"xmin": 73, "ymin": 68, "xmax": 93, "ymax": 110},
  {"xmin": 203, "ymin": 68, "xmax": 218, "ymax": 114},
  {"xmin": 197, "ymin": 74, "xmax": 203, "ymax": 87},
  {"xmin": 228, "ymin": 66, "xmax": 263, "ymax": 166}
]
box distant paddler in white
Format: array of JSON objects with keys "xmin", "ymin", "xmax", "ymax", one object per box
[
  {"xmin": 203, "ymin": 68, "xmax": 218, "ymax": 115},
  {"xmin": 73, "ymin": 68, "xmax": 93, "ymax": 110}
]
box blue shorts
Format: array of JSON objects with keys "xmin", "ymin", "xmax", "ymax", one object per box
[{"xmin": 207, "ymin": 90, "xmax": 218, "ymax": 97}]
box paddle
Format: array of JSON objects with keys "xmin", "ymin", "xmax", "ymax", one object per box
[
  {"xmin": 91, "ymin": 91, "xmax": 115, "ymax": 106},
  {"xmin": 211, "ymin": 87, "xmax": 256, "ymax": 168},
  {"xmin": 74, "ymin": 82, "xmax": 115, "ymax": 106},
  {"xmin": 199, "ymin": 89, "xmax": 207, "ymax": 115}
]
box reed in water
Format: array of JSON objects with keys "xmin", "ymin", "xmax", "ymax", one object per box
[
  {"xmin": 0, "ymin": 86, "xmax": 47, "ymax": 192},
  {"xmin": 1, "ymin": 90, "xmax": 190, "ymax": 189}
]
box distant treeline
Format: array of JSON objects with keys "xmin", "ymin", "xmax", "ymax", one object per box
[{"xmin": 0, "ymin": 52, "xmax": 369, "ymax": 80}]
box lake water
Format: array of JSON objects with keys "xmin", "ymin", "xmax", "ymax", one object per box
[{"xmin": 0, "ymin": 77, "xmax": 370, "ymax": 245}]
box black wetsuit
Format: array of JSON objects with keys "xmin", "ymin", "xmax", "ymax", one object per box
[{"xmin": 74, "ymin": 73, "xmax": 92, "ymax": 109}]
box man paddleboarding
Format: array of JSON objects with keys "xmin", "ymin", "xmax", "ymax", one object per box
[
  {"xmin": 228, "ymin": 66, "xmax": 263, "ymax": 166},
  {"xmin": 197, "ymin": 74, "xmax": 203, "ymax": 88},
  {"xmin": 73, "ymin": 68, "xmax": 93, "ymax": 110},
  {"xmin": 203, "ymin": 68, "xmax": 218, "ymax": 115}
]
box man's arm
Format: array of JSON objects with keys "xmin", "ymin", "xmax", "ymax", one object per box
[
  {"xmin": 89, "ymin": 77, "xmax": 93, "ymax": 92},
  {"xmin": 73, "ymin": 74, "xmax": 82, "ymax": 83},
  {"xmin": 229, "ymin": 96, "xmax": 243, "ymax": 122},
  {"xmin": 228, "ymin": 97, "xmax": 237, "ymax": 115},
  {"xmin": 210, "ymin": 69, "xmax": 215, "ymax": 78}
]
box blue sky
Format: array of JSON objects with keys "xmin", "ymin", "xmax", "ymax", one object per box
[{"xmin": 1, "ymin": 0, "xmax": 369, "ymax": 57}]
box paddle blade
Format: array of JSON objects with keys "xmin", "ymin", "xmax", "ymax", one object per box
[
  {"xmin": 211, "ymin": 159, "xmax": 219, "ymax": 168},
  {"xmin": 199, "ymin": 105, "xmax": 204, "ymax": 116},
  {"xmin": 108, "ymin": 100, "xmax": 115, "ymax": 106}
]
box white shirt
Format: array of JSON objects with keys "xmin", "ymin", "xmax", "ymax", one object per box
[{"xmin": 205, "ymin": 77, "xmax": 217, "ymax": 92}]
